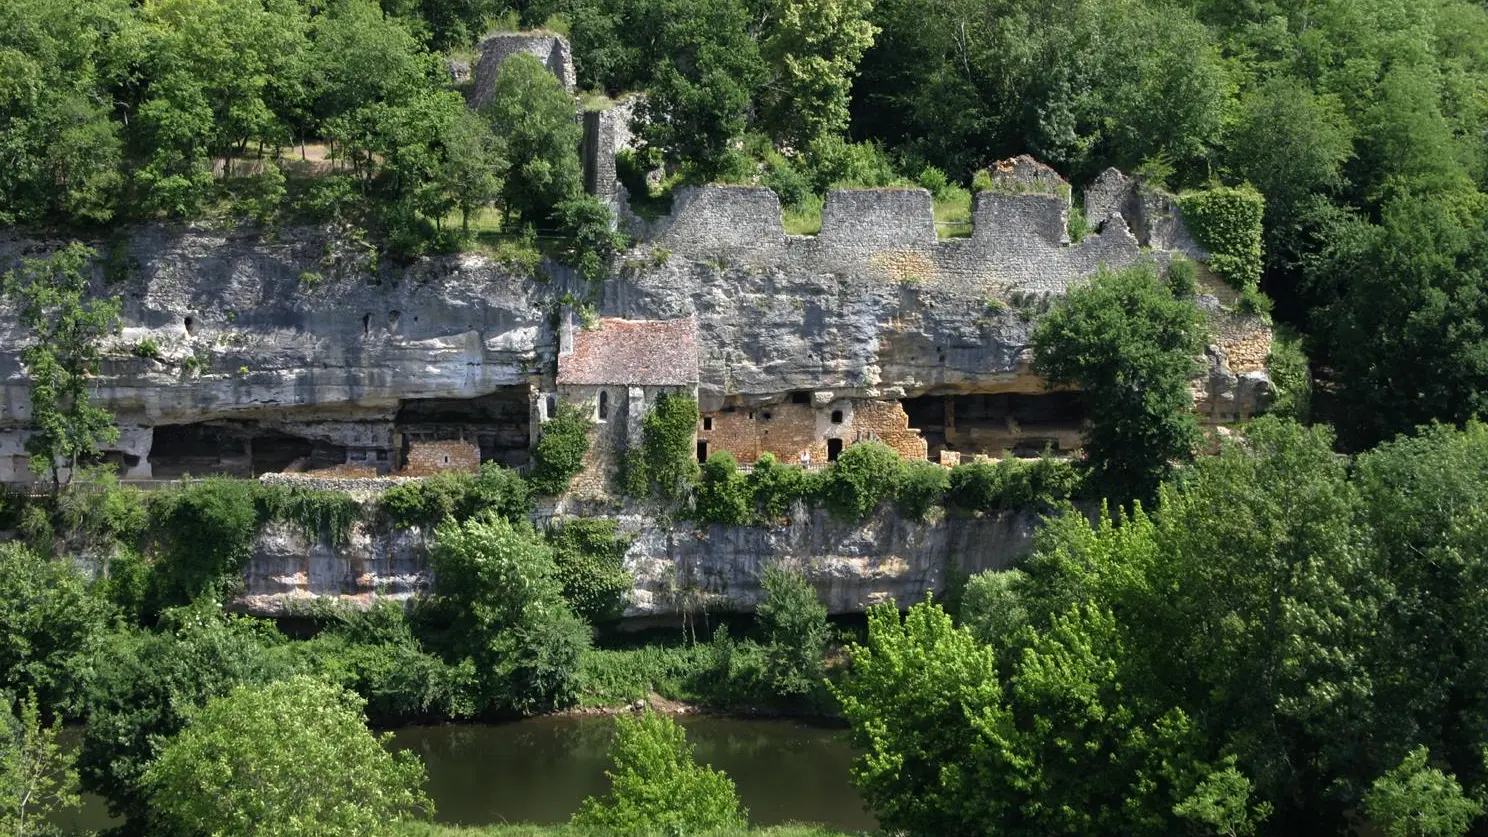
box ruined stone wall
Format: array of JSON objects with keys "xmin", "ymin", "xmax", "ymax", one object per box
[
  {"xmin": 467, "ymin": 32, "xmax": 575, "ymax": 110},
  {"xmin": 609, "ymin": 169, "xmax": 1271, "ymax": 425},
  {"xmin": 853, "ymin": 400, "xmax": 929, "ymax": 460},
  {"xmin": 400, "ymin": 440, "xmax": 480, "ymax": 476},
  {"xmin": 699, "ymin": 398, "xmax": 927, "ymax": 465}
]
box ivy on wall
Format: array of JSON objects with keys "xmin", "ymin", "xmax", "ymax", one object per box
[
  {"xmin": 1180, "ymin": 185, "xmax": 1265, "ymax": 292},
  {"xmin": 529, "ymin": 402, "xmax": 593, "ymax": 496},
  {"xmin": 637, "ymin": 393, "xmax": 701, "ymax": 502}
]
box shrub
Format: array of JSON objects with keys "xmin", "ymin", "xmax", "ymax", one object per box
[
  {"xmin": 381, "ymin": 463, "xmax": 530, "ymax": 529},
  {"xmin": 572, "ymin": 710, "xmax": 748, "ymax": 833},
  {"xmin": 823, "ymin": 442, "xmax": 902, "ymax": 520},
  {"xmin": 803, "ymin": 137, "xmax": 906, "ymax": 193},
  {"xmin": 896, "ymin": 460, "xmax": 949, "ymax": 521},
  {"xmin": 1267, "ymin": 326, "xmax": 1312, "ymax": 422},
  {"xmin": 694, "ymin": 451, "xmax": 751, "ymax": 525},
  {"xmin": 756, "ymin": 566, "xmax": 832, "ymax": 703},
  {"xmin": 1168, "ymin": 257, "xmax": 1199, "ymax": 298},
  {"xmin": 529, "ymin": 402, "xmax": 592, "ymax": 496},
  {"xmin": 959, "ymin": 569, "xmax": 1031, "ymax": 645},
  {"xmin": 146, "ymin": 478, "xmax": 263, "ymax": 607},
  {"xmin": 0, "ymin": 543, "xmax": 113, "ymax": 711},
  {"xmin": 747, "ymin": 453, "xmax": 808, "ymax": 521},
  {"xmin": 131, "ymin": 339, "xmax": 160, "ymax": 360},
  {"xmin": 256, "ymin": 485, "xmax": 363, "ymax": 546},
  {"xmin": 548, "ymin": 518, "xmax": 633, "ymax": 624}
]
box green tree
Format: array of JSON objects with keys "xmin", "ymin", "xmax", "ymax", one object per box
[
  {"xmin": 1032, "ymin": 263, "xmax": 1204, "ymax": 506},
  {"xmin": 1312, "ymin": 190, "xmax": 1488, "ymax": 451},
  {"xmin": 0, "ymin": 0, "xmax": 126, "ymax": 225},
  {"xmin": 633, "ymin": 0, "xmax": 766, "ymax": 179},
  {"xmin": 1363, "ymin": 747, "xmax": 1482, "ymax": 837},
  {"xmin": 573, "ymin": 710, "xmax": 747, "ymax": 832},
  {"xmin": 429, "ymin": 514, "xmax": 590, "ymax": 713},
  {"xmin": 760, "ymin": 0, "xmax": 879, "ymax": 147},
  {"xmin": 481, "ymin": 53, "xmax": 583, "ymax": 224},
  {"xmin": 1354, "ymin": 422, "xmax": 1488, "ymax": 784},
  {"xmin": 0, "ymin": 695, "xmax": 80, "ymax": 837},
  {"xmin": 0, "ymin": 545, "xmax": 112, "ymax": 712},
  {"xmin": 144, "ymin": 676, "xmax": 431, "ymax": 837},
  {"xmin": 755, "ymin": 566, "xmax": 831, "ymax": 700},
  {"xmin": 832, "ymin": 600, "xmax": 1005, "ymax": 836},
  {"xmin": 76, "ymin": 605, "xmax": 291, "ymax": 825},
  {"xmin": 440, "ymin": 107, "xmax": 504, "ymax": 236},
  {"xmin": 2, "ymin": 243, "xmax": 121, "ymax": 492}
]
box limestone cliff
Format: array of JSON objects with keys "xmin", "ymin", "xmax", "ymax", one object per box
[{"xmin": 240, "ymin": 504, "xmax": 1041, "ymax": 619}]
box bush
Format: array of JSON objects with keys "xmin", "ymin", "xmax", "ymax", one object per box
[
  {"xmin": 803, "ymin": 137, "xmax": 906, "ymax": 193},
  {"xmin": 746, "ymin": 453, "xmax": 809, "ymax": 521},
  {"xmin": 896, "ymin": 460, "xmax": 949, "ymax": 520},
  {"xmin": 146, "ymin": 478, "xmax": 264, "ymax": 608},
  {"xmin": 578, "ymin": 644, "xmax": 715, "ymax": 707},
  {"xmin": 1267, "ymin": 326, "xmax": 1312, "ymax": 422},
  {"xmin": 823, "ymin": 442, "xmax": 901, "ymax": 520},
  {"xmin": 572, "ymin": 711, "xmax": 748, "ymax": 833},
  {"xmin": 1167, "ymin": 257, "xmax": 1199, "ymax": 298},
  {"xmin": 529, "ymin": 403, "xmax": 592, "ymax": 496},
  {"xmin": 959, "ymin": 569, "xmax": 1031, "ymax": 645},
  {"xmin": 548, "ymin": 518, "xmax": 633, "ymax": 624},
  {"xmin": 694, "ymin": 452, "xmax": 751, "ymax": 525},
  {"xmin": 756, "ymin": 567, "xmax": 832, "ymax": 703},
  {"xmin": 381, "ymin": 463, "xmax": 531, "ymax": 529}
]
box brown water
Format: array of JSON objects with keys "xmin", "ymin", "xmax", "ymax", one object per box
[
  {"xmin": 389, "ymin": 715, "xmax": 877, "ymax": 831},
  {"xmin": 59, "ymin": 715, "xmax": 876, "ymax": 833}
]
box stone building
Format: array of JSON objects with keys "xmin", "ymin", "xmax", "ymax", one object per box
[
  {"xmin": 466, "ymin": 32, "xmax": 576, "ymax": 109},
  {"xmin": 556, "ymin": 316, "xmax": 699, "ymax": 492}
]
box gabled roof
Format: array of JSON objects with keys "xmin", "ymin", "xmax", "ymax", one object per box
[{"xmin": 558, "ymin": 316, "xmax": 699, "ymax": 387}]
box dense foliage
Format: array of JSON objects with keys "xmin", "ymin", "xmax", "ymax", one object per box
[
  {"xmin": 836, "ymin": 417, "xmax": 1488, "ymax": 837},
  {"xmin": 1033, "ymin": 264, "xmax": 1206, "ymax": 505},
  {"xmin": 529, "ymin": 403, "xmax": 593, "ymax": 496},
  {"xmin": 144, "ymin": 676, "xmax": 431, "ymax": 837},
  {"xmin": 573, "ymin": 710, "xmax": 748, "ymax": 833}
]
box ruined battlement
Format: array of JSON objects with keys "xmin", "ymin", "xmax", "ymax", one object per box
[{"xmin": 631, "ymin": 158, "xmax": 1206, "ymax": 296}]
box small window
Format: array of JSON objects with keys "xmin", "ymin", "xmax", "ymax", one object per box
[
  {"xmin": 441, "ymin": 455, "xmax": 450, "ymax": 465},
  {"xmin": 702, "ymin": 417, "xmax": 714, "ymax": 431},
  {"xmin": 696, "ymin": 440, "xmax": 709, "ymax": 463},
  {"xmin": 183, "ymin": 316, "xmax": 196, "ymax": 335},
  {"xmin": 791, "ymin": 391, "xmax": 811, "ymax": 404},
  {"xmin": 761, "ymin": 411, "xmax": 772, "ymax": 421},
  {"xmin": 597, "ymin": 390, "xmax": 609, "ymax": 421},
  {"xmin": 546, "ymin": 394, "xmax": 558, "ymax": 417},
  {"xmin": 362, "ymin": 313, "xmax": 371, "ymax": 336},
  {"xmin": 830, "ymin": 410, "xmax": 843, "ymax": 424}
]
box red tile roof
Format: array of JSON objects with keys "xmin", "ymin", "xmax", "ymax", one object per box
[{"xmin": 558, "ymin": 317, "xmax": 699, "ymax": 386}]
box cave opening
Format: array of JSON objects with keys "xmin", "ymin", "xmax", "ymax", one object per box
[
  {"xmin": 149, "ymin": 423, "xmax": 348, "ymax": 479},
  {"xmin": 394, "ymin": 388, "xmax": 532, "ymax": 469},
  {"xmin": 901, "ymin": 391, "xmax": 1087, "ymax": 459}
]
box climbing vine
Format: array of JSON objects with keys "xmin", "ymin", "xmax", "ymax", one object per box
[
  {"xmin": 1180, "ymin": 185, "xmax": 1265, "ymax": 292},
  {"xmin": 637, "ymin": 393, "xmax": 701, "ymax": 502},
  {"xmin": 529, "ymin": 402, "xmax": 592, "ymax": 496}
]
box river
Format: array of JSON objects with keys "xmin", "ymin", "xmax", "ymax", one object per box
[{"xmin": 59, "ymin": 716, "xmax": 875, "ymax": 833}]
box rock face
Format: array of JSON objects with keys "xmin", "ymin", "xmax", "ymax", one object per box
[
  {"xmin": 0, "ymin": 226, "xmax": 552, "ymax": 481},
  {"xmin": 0, "ymin": 156, "xmax": 1272, "ymax": 614},
  {"xmin": 239, "ymin": 505, "xmax": 1041, "ymax": 619}
]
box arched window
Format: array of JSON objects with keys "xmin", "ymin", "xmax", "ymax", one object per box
[{"xmin": 597, "ymin": 390, "xmax": 609, "ymax": 421}]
